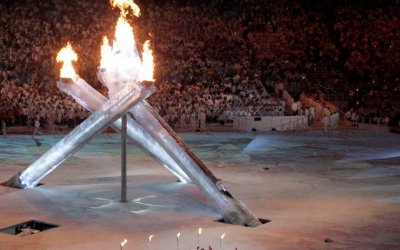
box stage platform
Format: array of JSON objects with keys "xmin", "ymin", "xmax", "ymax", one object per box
[{"xmin": 0, "ymin": 130, "xmax": 399, "ymax": 249}]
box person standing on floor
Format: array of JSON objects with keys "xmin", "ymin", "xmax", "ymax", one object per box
[
  {"xmin": 1, "ymin": 119, "xmax": 6, "ymax": 136},
  {"xmin": 32, "ymin": 115, "xmax": 42, "ymax": 137},
  {"xmin": 199, "ymin": 110, "xmax": 206, "ymax": 132},
  {"xmin": 190, "ymin": 111, "xmax": 197, "ymax": 130},
  {"xmin": 322, "ymin": 114, "xmax": 329, "ymax": 133},
  {"xmin": 309, "ymin": 106, "xmax": 315, "ymax": 124}
]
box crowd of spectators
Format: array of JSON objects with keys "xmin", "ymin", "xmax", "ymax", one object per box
[{"xmin": 1, "ymin": 0, "xmax": 399, "ymax": 132}]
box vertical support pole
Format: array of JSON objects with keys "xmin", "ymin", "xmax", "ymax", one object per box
[{"xmin": 121, "ymin": 113, "xmax": 127, "ymax": 202}]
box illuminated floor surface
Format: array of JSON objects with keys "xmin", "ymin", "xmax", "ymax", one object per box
[{"xmin": 0, "ymin": 129, "xmax": 399, "ymax": 249}]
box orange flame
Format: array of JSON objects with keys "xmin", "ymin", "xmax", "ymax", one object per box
[
  {"xmin": 100, "ymin": 0, "xmax": 155, "ymax": 85},
  {"xmin": 110, "ymin": 0, "xmax": 140, "ymax": 17},
  {"xmin": 120, "ymin": 239, "xmax": 127, "ymax": 247},
  {"xmin": 139, "ymin": 40, "xmax": 154, "ymax": 82},
  {"xmin": 198, "ymin": 228, "xmax": 202, "ymax": 235},
  {"xmin": 56, "ymin": 42, "xmax": 77, "ymax": 78}
]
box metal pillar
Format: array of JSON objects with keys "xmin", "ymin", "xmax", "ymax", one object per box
[{"xmin": 121, "ymin": 113, "xmax": 127, "ymax": 202}]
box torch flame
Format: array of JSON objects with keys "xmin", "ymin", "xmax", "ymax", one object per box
[
  {"xmin": 198, "ymin": 228, "xmax": 202, "ymax": 235},
  {"xmin": 177, "ymin": 232, "xmax": 181, "ymax": 239},
  {"xmin": 148, "ymin": 235, "xmax": 154, "ymax": 242},
  {"xmin": 220, "ymin": 233, "xmax": 226, "ymax": 240},
  {"xmin": 56, "ymin": 42, "xmax": 77, "ymax": 78},
  {"xmin": 100, "ymin": 0, "xmax": 154, "ymax": 90},
  {"xmin": 120, "ymin": 239, "xmax": 128, "ymax": 247},
  {"xmin": 114, "ymin": 16, "xmax": 137, "ymax": 55},
  {"xmin": 139, "ymin": 40, "xmax": 154, "ymax": 82},
  {"xmin": 110, "ymin": 0, "xmax": 140, "ymax": 17}
]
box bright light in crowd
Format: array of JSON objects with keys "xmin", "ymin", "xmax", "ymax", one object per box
[
  {"xmin": 198, "ymin": 228, "xmax": 202, "ymax": 235},
  {"xmin": 56, "ymin": 42, "xmax": 77, "ymax": 78},
  {"xmin": 139, "ymin": 40, "xmax": 154, "ymax": 82}
]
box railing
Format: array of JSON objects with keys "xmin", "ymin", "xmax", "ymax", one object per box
[
  {"xmin": 359, "ymin": 117, "xmax": 391, "ymax": 127},
  {"xmin": 233, "ymin": 115, "xmax": 308, "ymax": 132},
  {"xmin": 233, "ymin": 116, "xmax": 249, "ymax": 131},
  {"xmin": 277, "ymin": 116, "xmax": 308, "ymax": 131}
]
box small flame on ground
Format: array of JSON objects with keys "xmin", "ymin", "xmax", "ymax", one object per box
[
  {"xmin": 148, "ymin": 235, "xmax": 154, "ymax": 242},
  {"xmin": 198, "ymin": 228, "xmax": 202, "ymax": 235},
  {"xmin": 121, "ymin": 239, "xmax": 128, "ymax": 247},
  {"xmin": 110, "ymin": 0, "xmax": 140, "ymax": 17},
  {"xmin": 139, "ymin": 40, "xmax": 154, "ymax": 82},
  {"xmin": 220, "ymin": 233, "xmax": 226, "ymax": 240},
  {"xmin": 56, "ymin": 42, "xmax": 77, "ymax": 78}
]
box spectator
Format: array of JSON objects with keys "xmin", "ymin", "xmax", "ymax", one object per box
[{"xmin": 0, "ymin": 0, "xmax": 398, "ymax": 132}]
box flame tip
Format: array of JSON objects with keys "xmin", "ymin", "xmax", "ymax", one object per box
[{"xmin": 110, "ymin": 0, "xmax": 141, "ymax": 17}]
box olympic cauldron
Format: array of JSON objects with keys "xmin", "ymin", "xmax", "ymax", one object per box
[{"xmin": 3, "ymin": 0, "xmax": 261, "ymax": 227}]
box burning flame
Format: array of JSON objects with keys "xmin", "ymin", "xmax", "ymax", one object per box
[
  {"xmin": 100, "ymin": 36, "xmax": 112, "ymax": 69},
  {"xmin": 100, "ymin": 0, "xmax": 155, "ymax": 85},
  {"xmin": 120, "ymin": 239, "xmax": 128, "ymax": 247},
  {"xmin": 115, "ymin": 16, "xmax": 137, "ymax": 55},
  {"xmin": 56, "ymin": 42, "xmax": 77, "ymax": 78},
  {"xmin": 148, "ymin": 235, "xmax": 154, "ymax": 242},
  {"xmin": 220, "ymin": 233, "xmax": 226, "ymax": 240},
  {"xmin": 176, "ymin": 232, "xmax": 181, "ymax": 239},
  {"xmin": 198, "ymin": 228, "xmax": 202, "ymax": 235},
  {"xmin": 110, "ymin": 0, "xmax": 140, "ymax": 17},
  {"xmin": 139, "ymin": 40, "xmax": 154, "ymax": 82}
]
